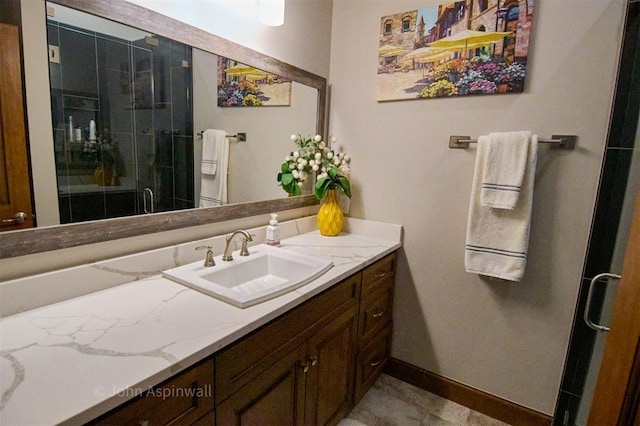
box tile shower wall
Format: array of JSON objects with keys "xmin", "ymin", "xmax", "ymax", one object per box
[{"xmin": 47, "ymin": 21, "xmax": 194, "ymax": 223}]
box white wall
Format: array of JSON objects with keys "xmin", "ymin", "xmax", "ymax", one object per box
[{"xmin": 328, "ymin": 0, "xmax": 625, "ymax": 415}]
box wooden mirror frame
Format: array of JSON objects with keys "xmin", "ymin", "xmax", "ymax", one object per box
[{"xmin": 0, "ymin": 0, "xmax": 324, "ymax": 259}]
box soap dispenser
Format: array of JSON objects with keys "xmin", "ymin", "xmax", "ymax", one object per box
[{"xmin": 266, "ymin": 213, "xmax": 280, "ymax": 246}]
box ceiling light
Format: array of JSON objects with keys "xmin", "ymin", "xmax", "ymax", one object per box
[{"xmin": 259, "ymin": 0, "xmax": 285, "ymax": 26}]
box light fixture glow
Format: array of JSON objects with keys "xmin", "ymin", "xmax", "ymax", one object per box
[{"xmin": 259, "ymin": 0, "xmax": 285, "ymax": 26}]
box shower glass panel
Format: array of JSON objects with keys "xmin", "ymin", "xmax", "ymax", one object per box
[
  {"xmin": 554, "ymin": 2, "xmax": 639, "ymax": 423},
  {"xmin": 47, "ymin": 16, "xmax": 193, "ymax": 223},
  {"xmin": 575, "ymin": 136, "xmax": 639, "ymax": 424}
]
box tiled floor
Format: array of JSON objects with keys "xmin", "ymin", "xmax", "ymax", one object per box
[{"xmin": 339, "ymin": 374, "xmax": 510, "ymax": 426}]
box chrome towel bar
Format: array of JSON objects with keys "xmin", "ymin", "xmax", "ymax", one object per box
[
  {"xmin": 197, "ymin": 131, "xmax": 247, "ymax": 142},
  {"xmin": 449, "ymin": 134, "xmax": 577, "ymax": 150}
]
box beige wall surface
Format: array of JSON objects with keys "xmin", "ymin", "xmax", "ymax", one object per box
[{"xmin": 328, "ymin": 0, "xmax": 625, "ymax": 415}]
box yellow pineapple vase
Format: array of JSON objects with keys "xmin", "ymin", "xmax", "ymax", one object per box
[{"xmin": 317, "ymin": 189, "xmax": 344, "ymax": 236}]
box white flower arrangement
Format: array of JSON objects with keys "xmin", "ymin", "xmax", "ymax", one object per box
[{"xmin": 277, "ymin": 134, "xmax": 351, "ymax": 198}]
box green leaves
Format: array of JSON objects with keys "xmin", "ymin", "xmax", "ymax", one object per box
[
  {"xmin": 314, "ymin": 166, "xmax": 351, "ymax": 200},
  {"xmin": 277, "ymin": 161, "xmax": 301, "ymax": 196},
  {"xmin": 336, "ymin": 176, "xmax": 351, "ymax": 198}
]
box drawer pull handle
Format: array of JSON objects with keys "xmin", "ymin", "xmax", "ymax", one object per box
[
  {"xmin": 310, "ymin": 356, "xmax": 318, "ymax": 366},
  {"xmin": 374, "ymin": 271, "xmax": 387, "ymax": 279},
  {"xmin": 371, "ymin": 310, "xmax": 386, "ymax": 318},
  {"xmin": 370, "ymin": 359, "xmax": 383, "ymax": 367},
  {"xmin": 300, "ymin": 360, "xmax": 310, "ymax": 373}
]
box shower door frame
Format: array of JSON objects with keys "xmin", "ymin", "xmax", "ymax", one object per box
[{"xmin": 588, "ymin": 189, "xmax": 640, "ymax": 424}]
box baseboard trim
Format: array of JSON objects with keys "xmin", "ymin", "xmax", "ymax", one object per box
[{"xmin": 384, "ymin": 357, "xmax": 552, "ymax": 426}]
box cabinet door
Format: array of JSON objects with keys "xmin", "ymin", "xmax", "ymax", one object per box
[
  {"xmin": 304, "ymin": 305, "xmax": 358, "ymax": 426},
  {"xmin": 216, "ymin": 343, "xmax": 308, "ymax": 426}
]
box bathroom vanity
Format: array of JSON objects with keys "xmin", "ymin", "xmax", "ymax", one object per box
[{"xmin": 0, "ymin": 217, "xmax": 401, "ymax": 425}]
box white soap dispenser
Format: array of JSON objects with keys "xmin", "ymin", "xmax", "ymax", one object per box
[{"xmin": 266, "ymin": 213, "xmax": 280, "ymax": 246}]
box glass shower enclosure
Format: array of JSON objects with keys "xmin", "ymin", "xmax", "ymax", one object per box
[
  {"xmin": 47, "ymin": 6, "xmax": 194, "ymax": 224},
  {"xmin": 554, "ymin": 1, "xmax": 640, "ymax": 424}
]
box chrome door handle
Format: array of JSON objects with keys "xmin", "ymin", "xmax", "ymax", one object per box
[
  {"xmin": 584, "ymin": 272, "xmax": 621, "ymax": 332},
  {"xmin": 1, "ymin": 212, "xmax": 27, "ymax": 226},
  {"xmin": 143, "ymin": 188, "xmax": 154, "ymax": 214}
]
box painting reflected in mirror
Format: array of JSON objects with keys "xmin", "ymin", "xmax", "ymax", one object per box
[{"xmin": 217, "ymin": 57, "xmax": 292, "ymax": 107}]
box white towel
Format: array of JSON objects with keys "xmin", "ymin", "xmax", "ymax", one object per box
[
  {"xmin": 199, "ymin": 130, "xmax": 229, "ymax": 207},
  {"xmin": 465, "ymin": 133, "xmax": 538, "ymax": 282},
  {"xmin": 480, "ymin": 131, "xmax": 530, "ymax": 209},
  {"xmin": 201, "ymin": 129, "xmax": 226, "ymax": 175}
]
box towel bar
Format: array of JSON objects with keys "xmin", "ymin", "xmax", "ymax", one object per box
[
  {"xmin": 197, "ymin": 131, "xmax": 247, "ymax": 142},
  {"xmin": 449, "ymin": 134, "xmax": 576, "ymax": 150}
]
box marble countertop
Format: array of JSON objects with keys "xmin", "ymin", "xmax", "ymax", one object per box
[{"xmin": 0, "ymin": 218, "xmax": 402, "ymax": 425}]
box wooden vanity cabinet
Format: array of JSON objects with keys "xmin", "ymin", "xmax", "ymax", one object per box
[
  {"xmin": 215, "ymin": 274, "xmax": 361, "ymax": 426},
  {"xmin": 216, "ymin": 252, "xmax": 397, "ymax": 426},
  {"xmin": 354, "ymin": 252, "xmax": 397, "ymax": 403}
]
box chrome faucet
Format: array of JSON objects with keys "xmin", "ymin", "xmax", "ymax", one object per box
[{"xmin": 222, "ymin": 230, "xmax": 253, "ymax": 261}]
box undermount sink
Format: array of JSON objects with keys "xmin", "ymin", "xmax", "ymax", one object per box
[{"xmin": 162, "ymin": 244, "xmax": 333, "ymax": 308}]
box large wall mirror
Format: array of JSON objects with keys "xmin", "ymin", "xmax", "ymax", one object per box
[{"xmin": 0, "ymin": 0, "xmax": 325, "ymax": 259}]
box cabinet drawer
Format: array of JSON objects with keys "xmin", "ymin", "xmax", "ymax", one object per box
[
  {"xmin": 216, "ymin": 273, "xmax": 361, "ymax": 404},
  {"xmin": 361, "ymin": 253, "xmax": 396, "ymax": 299},
  {"xmin": 354, "ymin": 323, "xmax": 392, "ymax": 403},
  {"xmin": 92, "ymin": 359, "xmax": 214, "ymax": 426},
  {"xmin": 358, "ymin": 278, "xmax": 393, "ymax": 347}
]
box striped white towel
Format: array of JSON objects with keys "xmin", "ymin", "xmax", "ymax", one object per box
[
  {"xmin": 480, "ymin": 131, "xmax": 531, "ymax": 209},
  {"xmin": 201, "ymin": 129, "xmax": 226, "ymax": 175},
  {"xmin": 465, "ymin": 133, "xmax": 538, "ymax": 282},
  {"xmin": 199, "ymin": 129, "xmax": 229, "ymax": 207}
]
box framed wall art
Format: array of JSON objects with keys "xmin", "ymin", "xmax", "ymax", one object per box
[{"xmin": 377, "ymin": 0, "xmax": 534, "ymax": 102}]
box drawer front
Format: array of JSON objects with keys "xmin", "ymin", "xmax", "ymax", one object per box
[
  {"xmin": 216, "ymin": 273, "xmax": 361, "ymax": 404},
  {"xmin": 361, "ymin": 253, "xmax": 396, "ymax": 299},
  {"xmin": 354, "ymin": 323, "xmax": 392, "ymax": 403},
  {"xmin": 358, "ymin": 278, "xmax": 394, "ymax": 346},
  {"xmin": 92, "ymin": 359, "xmax": 214, "ymax": 426}
]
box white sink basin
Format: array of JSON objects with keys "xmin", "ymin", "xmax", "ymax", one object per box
[{"xmin": 162, "ymin": 244, "xmax": 333, "ymax": 308}]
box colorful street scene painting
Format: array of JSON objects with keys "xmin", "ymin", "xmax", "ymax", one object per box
[
  {"xmin": 217, "ymin": 57, "xmax": 292, "ymax": 107},
  {"xmin": 377, "ymin": 1, "xmax": 534, "ymax": 102}
]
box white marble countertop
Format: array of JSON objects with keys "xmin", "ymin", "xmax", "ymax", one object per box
[{"xmin": 0, "ymin": 218, "xmax": 402, "ymax": 425}]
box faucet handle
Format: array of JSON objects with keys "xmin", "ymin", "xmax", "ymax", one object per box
[
  {"xmin": 239, "ymin": 240, "xmax": 250, "ymax": 257},
  {"xmin": 195, "ymin": 245, "xmax": 215, "ymax": 267},
  {"xmin": 239, "ymin": 233, "xmax": 256, "ymax": 256}
]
